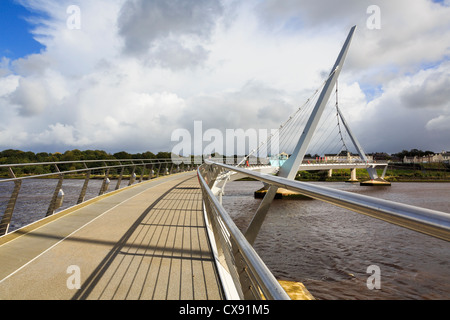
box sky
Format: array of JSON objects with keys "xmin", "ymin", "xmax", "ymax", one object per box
[{"xmin": 0, "ymin": 0, "xmax": 449, "ymax": 155}]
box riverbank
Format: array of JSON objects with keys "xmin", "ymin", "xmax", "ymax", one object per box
[
  {"xmin": 296, "ymin": 167, "xmax": 450, "ymax": 183},
  {"xmin": 3, "ymin": 165, "xmax": 450, "ymax": 182}
]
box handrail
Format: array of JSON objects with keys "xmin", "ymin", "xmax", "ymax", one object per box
[
  {"xmin": 197, "ymin": 165, "xmax": 290, "ymax": 300},
  {"xmin": 0, "ymin": 159, "xmax": 197, "ymax": 236},
  {"xmin": 0, "ymin": 159, "xmax": 175, "ymax": 183},
  {"xmin": 0, "ymin": 158, "xmax": 174, "ymax": 169},
  {"xmin": 206, "ymin": 160, "xmax": 450, "ymax": 242}
]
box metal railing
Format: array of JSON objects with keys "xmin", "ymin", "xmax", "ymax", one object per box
[
  {"xmin": 197, "ymin": 165, "xmax": 291, "ymax": 300},
  {"xmin": 197, "ymin": 160, "xmax": 450, "ymax": 299},
  {"xmin": 205, "ymin": 160, "xmax": 450, "ymax": 242},
  {"xmin": 0, "ymin": 159, "xmax": 196, "ymax": 236}
]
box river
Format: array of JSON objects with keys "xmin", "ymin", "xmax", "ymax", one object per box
[
  {"xmin": 222, "ymin": 180, "xmax": 450, "ymax": 300},
  {"xmin": 1, "ymin": 178, "xmax": 449, "ymax": 299},
  {"xmin": 0, "ymin": 178, "xmax": 111, "ymax": 232}
]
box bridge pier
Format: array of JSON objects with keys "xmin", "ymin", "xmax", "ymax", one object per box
[
  {"xmin": 254, "ymin": 187, "xmax": 312, "ymax": 200},
  {"xmin": 346, "ymin": 168, "xmax": 359, "ymax": 183},
  {"xmin": 360, "ymin": 178, "xmax": 391, "ymax": 186}
]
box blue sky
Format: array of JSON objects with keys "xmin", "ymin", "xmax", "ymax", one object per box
[
  {"xmin": 0, "ymin": 0, "xmax": 449, "ymax": 155},
  {"xmin": 0, "ymin": 0, "xmax": 45, "ymax": 60}
]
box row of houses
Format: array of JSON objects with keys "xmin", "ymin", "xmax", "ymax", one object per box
[
  {"xmin": 274, "ymin": 150, "xmax": 450, "ymax": 164},
  {"xmin": 403, "ymin": 151, "xmax": 450, "ymax": 164},
  {"xmin": 323, "ymin": 152, "xmax": 374, "ymax": 162}
]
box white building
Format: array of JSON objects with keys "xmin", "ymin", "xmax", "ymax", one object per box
[{"xmin": 403, "ymin": 151, "xmax": 450, "ymax": 164}]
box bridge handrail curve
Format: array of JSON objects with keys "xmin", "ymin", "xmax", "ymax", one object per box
[
  {"xmin": 0, "ymin": 159, "xmax": 196, "ymax": 236},
  {"xmin": 0, "ymin": 159, "xmax": 176, "ymax": 183},
  {"xmin": 205, "ymin": 160, "xmax": 450, "ymax": 242},
  {"xmin": 0, "ymin": 158, "xmax": 174, "ymax": 170},
  {"xmin": 197, "ymin": 165, "xmax": 291, "ymax": 300}
]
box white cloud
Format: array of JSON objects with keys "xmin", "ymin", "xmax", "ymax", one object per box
[
  {"xmin": 0, "ymin": 0, "xmax": 450, "ymax": 154},
  {"xmin": 426, "ymin": 115, "xmax": 450, "ymax": 132},
  {"xmin": 351, "ymin": 61, "xmax": 450, "ymax": 153}
]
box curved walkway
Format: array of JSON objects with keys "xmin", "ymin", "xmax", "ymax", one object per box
[{"xmin": 0, "ymin": 172, "xmax": 223, "ymax": 300}]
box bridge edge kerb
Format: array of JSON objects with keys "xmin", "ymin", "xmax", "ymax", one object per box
[{"xmin": 0, "ymin": 172, "xmax": 189, "ymax": 247}]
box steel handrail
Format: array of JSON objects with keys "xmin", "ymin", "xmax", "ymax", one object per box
[
  {"xmin": 0, "ymin": 158, "xmax": 174, "ymax": 169},
  {"xmin": 206, "ymin": 160, "xmax": 450, "ymax": 242},
  {"xmin": 0, "ymin": 159, "xmax": 176, "ymax": 183},
  {"xmin": 0, "ymin": 159, "xmax": 196, "ymax": 236},
  {"xmin": 197, "ymin": 167, "xmax": 290, "ymax": 300}
]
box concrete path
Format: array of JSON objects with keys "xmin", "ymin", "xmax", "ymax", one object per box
[{"xmin": 0, "ymin": 172, "xmax": 223, "ymax": 300}]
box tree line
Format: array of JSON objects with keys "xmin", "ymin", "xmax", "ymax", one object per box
[
  {"xmin": 0, "ymin": 148, "xmax": 440, "ymax": 165},
  {"xmin": 0, "ymin": 149, "xmax": 174, "ymax": 177},
  {"xmin": 0, "ymin": 149, "xmax": 172, "ymax": 165},
  {"xmin": 391, "ymin": 149, "xmax": 436, "ymax": 159}
]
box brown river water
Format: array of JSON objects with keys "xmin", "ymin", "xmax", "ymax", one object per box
[
  {"xmin": 222, "ymin": 181, "xmax": 450, "ymax": 300},
  {"xmin": 1, "ymin": 179, "xmax": 449, "ymax": 300}
]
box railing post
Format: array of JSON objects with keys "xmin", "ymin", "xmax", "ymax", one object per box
[
  {"xmin": 148, "ymin": 164, "xmax": 154, "ymax": 180},
  {"xmin": 116, "ymin": 165, "xmax": 124, "ymax": 190},
  {"xmin": 128, "ymin": 165, "xmax": 137, "ymax": 186},
  {"xmin": 0, "ymin": 168, "xmax": 22, "ymax": 236},
  {"xmin": 139, "ymin": 162, "xmax": 144, "ymax": 183},
  {"xmin": 46, "ymin": 165, "xmax": 65, "ymax": 217},
  {"xmin": 156, "ymin": 163, "xmax": 161, "ymax": 178},
  {"xmin": 99, "ymin": 167, "xmax": 110, "ymax": 196},
  {"xmin": 77, "ymin": 168, "xmax": 91, "ymax": 204}
]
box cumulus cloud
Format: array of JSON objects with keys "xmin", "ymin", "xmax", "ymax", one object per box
[
  {"xmin": 400, "ymin": 66, "xmax": 450, "ymax": 110},
  {"xmin": 351, "ymin": 61, "xmax": 450, "ymax": 153},
  {"xmin": 0, "ymin": 0, "xmax": 449, "ymax": 155},
  {"xmin": 118, "ymin": 0, "xmax": 222, "ymax": 68},
  {"xmin": 426, "ymin": 115, "xmax": 450, "ymax": 132},
  {"xmin": 9, "ymin": 77, "xmax": 49, "ymax": 116}
]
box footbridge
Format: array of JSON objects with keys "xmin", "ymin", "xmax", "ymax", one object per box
[{"xmin": 1, "ymin": 26, "xmax": 449, "ymax": 301}]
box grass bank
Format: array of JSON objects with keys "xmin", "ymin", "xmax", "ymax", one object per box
[{"xmin": 296, "ymin": 164, "xmax": 450, "ymax": 182}]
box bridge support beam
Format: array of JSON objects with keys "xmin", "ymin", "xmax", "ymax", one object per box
[
  {"xmin": 245, "ymin": 26, "xmax": 357, "ymax": 245},
  {"xmin": 346, "ymin": 168, "xmax": 359, "ymax": 183}
]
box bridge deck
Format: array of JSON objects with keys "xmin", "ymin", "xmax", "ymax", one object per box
[{"xmin": 0, "ymin": 172, "xmax": 224, "ymax": 300}]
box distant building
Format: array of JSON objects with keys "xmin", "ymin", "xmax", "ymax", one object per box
[
  {"xmin": 324, "ymin": 151, "xmax": 373, "ymax": 162},
  {"xmin": 279, "ymin": 152, "xmax": 289, "ymax": 160},
  {"xmin": 269, "ymin": 152, "xmax": 290, "ymax": 167},
  {"xmin": 403, "ymin": 151, "xmax": 450, "ymax": 164}
]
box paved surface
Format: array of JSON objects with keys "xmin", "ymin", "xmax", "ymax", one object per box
[{"xmin": 0, "ymin": 172, "xmax": 224, "ymax": 300}]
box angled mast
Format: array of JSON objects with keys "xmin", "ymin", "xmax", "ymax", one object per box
[
  {"xmin": 278, "ymin": 25, "xmax": 357, "ymax": 180},
  {"xmin": 245, "ymin": 26, "xmax": 358, "ymax": 245}
]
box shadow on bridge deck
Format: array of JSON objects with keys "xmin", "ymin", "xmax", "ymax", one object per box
[{"xmin": 0, "ymin": 172, "xmax": 224, "ymax": 300}]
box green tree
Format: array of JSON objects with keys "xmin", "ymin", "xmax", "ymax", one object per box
[{"xmin": 113, "ymin": 151, "xmax": 132, "ymax": 159}]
